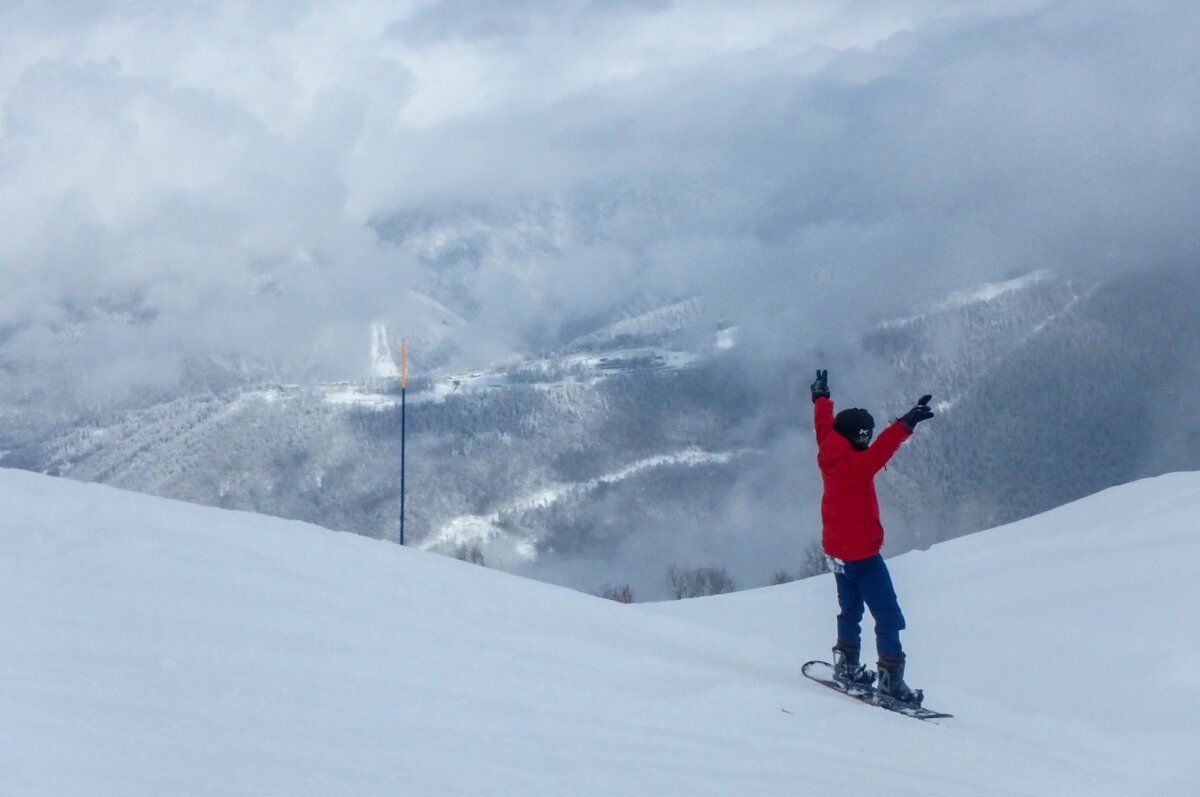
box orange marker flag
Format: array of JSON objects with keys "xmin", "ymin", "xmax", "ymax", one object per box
[{"xmin": 400, "ymin": 338, "xmax": 408, "ymax": 389}]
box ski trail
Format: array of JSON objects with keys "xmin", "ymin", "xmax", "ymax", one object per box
[{"xmin": 420, "ymin": 447, "xmax": 743, "ymax": 560}]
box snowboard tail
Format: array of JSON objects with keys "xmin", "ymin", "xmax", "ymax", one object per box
[{"xmin": 801, "ymin": 660, "xmax": 953, "ymax": 721}]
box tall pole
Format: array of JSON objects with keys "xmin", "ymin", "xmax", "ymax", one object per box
[{"xmin": 400, "ymin": 338, "xmax": 407, "ymax": 546}]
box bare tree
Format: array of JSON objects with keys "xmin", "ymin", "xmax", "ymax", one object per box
[
  {"xmin": 454, "ymin": 542, "xmax": 486, "ymax": 566},
  {"xmin": 667, "ymin": 565, "xmax": 736, "ymax": 599},
  {"xmin": 800, "ymin": 541, "xmax": 831, "ymax": 578},
  {"xmin": 598, "ymin": 584, "xmax": 635, "ymax": 604},
  {"xmin": 770, "ymin": 542, "xmax": 830, "ymax": 585}
]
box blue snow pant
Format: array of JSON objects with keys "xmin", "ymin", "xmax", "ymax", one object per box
[{"xmin": 833, "ymin": 554, "xmax": 907, "ymax": 659}]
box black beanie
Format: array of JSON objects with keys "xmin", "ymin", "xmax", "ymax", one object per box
[{"xmin": 833, "ymin": 408, "xmax": 875, "ymax": 444}]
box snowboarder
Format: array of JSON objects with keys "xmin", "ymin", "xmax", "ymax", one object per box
[{"xmin": 810, "ymin": 369, "xmax": 934, "ymax": 705}]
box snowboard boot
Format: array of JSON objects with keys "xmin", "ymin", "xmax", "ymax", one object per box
[
  {"xmin": 877, "ymin": 654, "xmax": 923, "ymax": 706},
  {"xmin": 831, "ymin": 641, "xmax": 876, "ymax": 687}
]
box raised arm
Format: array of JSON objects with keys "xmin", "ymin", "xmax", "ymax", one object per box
[
  {"xmin": 814, "ymin": 395, "xmax": 835, "ymax": 443},
  {"xmin": 838, "ymin": 394, "xmax": 934, "ymax": 479},
  {"xmin": 838, "ymin": 420, "xmax": 910, "ymax": 478}
]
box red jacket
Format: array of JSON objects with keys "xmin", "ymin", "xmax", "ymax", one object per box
[{"xmin": 813, "ymin": 396, "xmax": 911, "ymax": 562}]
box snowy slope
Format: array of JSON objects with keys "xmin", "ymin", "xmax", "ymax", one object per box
[{"xmin": 2, "ymin": 469, "xmax": 1197, "ymax": 796}]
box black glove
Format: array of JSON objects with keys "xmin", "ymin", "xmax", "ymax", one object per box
[
  {"xmin": 899, "ymin": 394, "xmax": 934, "ymax": 431},
  {"xmin": 811, "ymin": 369, "xmax": 830, "ymax": 403}
]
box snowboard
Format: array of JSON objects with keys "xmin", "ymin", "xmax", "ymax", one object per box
[{"xmin": 801, "ymin": 660, "xmax": 953, "ymax": 721}]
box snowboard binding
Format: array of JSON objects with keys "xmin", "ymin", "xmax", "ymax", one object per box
[{"xmin": 831, "ymin": 644, "xmax": 876, "ymax": 688}]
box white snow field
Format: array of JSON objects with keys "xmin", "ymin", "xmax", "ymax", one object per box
[{"xmin": 2, "ymin": 468, "xmax": 1197, "ymax": 796}]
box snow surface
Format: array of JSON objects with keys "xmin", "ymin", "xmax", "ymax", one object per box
[{"xmin": 2, "ymin": 468, "xmax": 1197, "ymax": 795}]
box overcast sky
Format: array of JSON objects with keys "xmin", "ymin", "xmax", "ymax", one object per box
[{"xmin": 2, "ymin": 0, "xmax": 1198, "ymax": 403}]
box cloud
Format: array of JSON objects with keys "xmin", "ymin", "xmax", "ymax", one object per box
[{"xmin": 2, "ymin": 0, "xmax": 1198, "ymax": 408}]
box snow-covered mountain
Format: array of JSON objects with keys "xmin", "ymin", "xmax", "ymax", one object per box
[
  {"xmin": 0, "ymin": 295, "xmax": 758, "ymax": 595},
  {"xmin": 3, "ymin": 266, "xmax": 1199, "ymax": 596},
  {"xmin": 2, "ymin": 467, "xmax": 1196, "ymax": 795}
]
